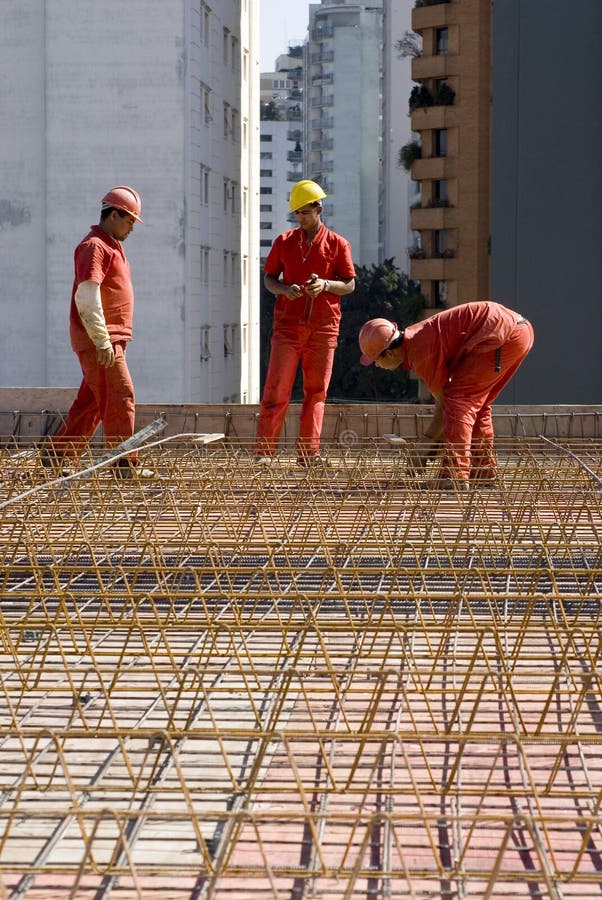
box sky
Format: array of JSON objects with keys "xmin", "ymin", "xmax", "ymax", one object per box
[{"xmin": 260, "ymin": 0, "xmax": 312, "ymax": 70}]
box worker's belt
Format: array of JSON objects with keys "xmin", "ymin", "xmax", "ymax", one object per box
[{"xmin": 516, "ymin": 316, "xmax": 527, "ymax": 324}]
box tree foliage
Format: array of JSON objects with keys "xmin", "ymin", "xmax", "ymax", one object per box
[
  {"xmin": 395, "ymin": 30, "xmax": 422, "ymax": 59},
  {"xmin": 259, "ymin": 259, "xmax": 426, "ymax": 403}
]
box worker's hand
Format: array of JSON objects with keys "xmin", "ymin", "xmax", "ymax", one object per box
[
  {"xmin": 304, "ymin": 274, "xmax": 323, "ymax": 299},
  {"xmin": 282, "ymin": 283, "xmax": 304, "ymax": 301},
  {"xmin": 97, "ymin": 345, "xmax": 115, "ymax": 368}
]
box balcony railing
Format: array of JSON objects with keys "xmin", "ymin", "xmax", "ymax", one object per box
[
  {"xmin": 311, "ymin": 50, "xmax": 334, "ymax": 64},
  {"xmin": 287, "ymin": 129, "xmax": 302, "ymax": 141},
  {"xmin": 311, "ymin": 138, "xmax": 334, "ymax": 151},
  {"xmin": 287, "ymin": 150, "xmax": 303, "ymax": 163}
]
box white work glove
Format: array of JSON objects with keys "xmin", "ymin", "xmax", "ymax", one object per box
[{"xmin": 74, "ymin": 280, "xmax": 115, "ymax": 367}]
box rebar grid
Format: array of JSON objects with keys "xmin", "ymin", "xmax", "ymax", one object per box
[{"xmin": 0, "ymin": 437, "xmax": 601, "ymax": 899}]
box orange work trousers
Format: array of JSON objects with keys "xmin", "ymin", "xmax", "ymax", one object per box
[
  {"xmin": 255, "ymin": 323, "xmax": 338, "ymax": 457},
  {"xmin": 51, "ymin": 342, "xmax": 137, "ymax": 459},
  {"xmin": 441, "ymin": 320, "xmax": 534, "ymax": 481}
]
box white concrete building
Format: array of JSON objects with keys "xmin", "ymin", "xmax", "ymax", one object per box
[
  {"xmin": 259, "ymin": 52, "xmax": 305, "ymax": 260},
  {"xmin": 305, "ymin": 0, "xmax": 414, "ymax": 269},
  {"xmin": 0, "ymin": 1, "xmax": 260, "ymax": 404}
]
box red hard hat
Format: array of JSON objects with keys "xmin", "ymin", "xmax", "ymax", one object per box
[
  {"xmin": 101, "ymin": 186, "xmax": 143, "ymax": 222},
  {"xmin": 359, "ymin": 318, "xmax": 399, "ymax": 365}
]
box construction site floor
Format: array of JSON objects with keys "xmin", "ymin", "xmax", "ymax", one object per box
[{"xmin": 0, "ymin": 436, "xmax": 601, "ymax": 898}]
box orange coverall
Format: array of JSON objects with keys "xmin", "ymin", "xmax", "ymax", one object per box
[
  {"xmin": 401, "ymin": 301, "xmax": 534, "ymax": 481},
  {"xmin": 256, "ymin": 223, "xmax": 355, "ymax": 457},
  {"xmin": 51, "ymin": 225, "xmax": 137, "ymax": 459}
]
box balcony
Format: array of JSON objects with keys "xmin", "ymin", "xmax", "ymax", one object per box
[
  {"xmin": 412, "ymin": 1, "xmax": 452, "ymax": 32},
  {"xmin": 410, "ymin": 205, "xmax": 456, "ymax": 231},
  {"xmin": 411, "ymin": 156, "xmax": 456, "ymax": 180},
  {"xmin": 410, "ymin": 255, "xmax": 456, "ymax": 280},
  {"xmin": 311, "ymin": 116, "xmax": 334, "ymax": 129},
  {"xmin": 287, "ymin": 170, "xmax": 303, "ymax": 182},
  {"xmin": 411, "ymin": 105, "xmax": 456, "ymax": 131},
  {"xmin": 311, "ymin": 138, "xmax": 334, "ymax": 151},
  {"xmin": 312, "ymin": 72, "xmax": 333, "ymax": 85},
  {"xmin": 287, "ymin": 150, "xmax": 303, "ymax": 163},
  {"xmin": 411, "ymin": 54, "xmax": 451, "ymax": 81},
  {"xmin": 311, "ymin": 50, "xmax": 334, "ymax": 64},
  {"xmin": 311, "ymin": 23, "xmax": 334, "ymax": 40},
  {"xmin": 287, "ymin": 129, "xmax": 302, "ymax": 141}
]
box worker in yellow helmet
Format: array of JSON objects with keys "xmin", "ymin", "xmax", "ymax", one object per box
[{"xmin": 254, "ymin": 180, "xmax": 356, "ymax": 465}]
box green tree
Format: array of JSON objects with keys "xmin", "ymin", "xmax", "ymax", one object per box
[{"xmin": 259, "ymin": 260, "xmax": 426, "ymax": 403}]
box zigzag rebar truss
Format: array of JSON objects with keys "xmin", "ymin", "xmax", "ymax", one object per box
[{"xmin": 0, "ymin": 436, "xmax": 601, "ymax": 898}]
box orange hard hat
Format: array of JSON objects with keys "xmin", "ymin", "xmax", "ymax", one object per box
[
  {"xmin": 359, "ymin": 318, "xmax": 399, "ymax": 366},
  {"xmin": 101, "ymin": 186, "xmax": 143, "ymax": 222}
]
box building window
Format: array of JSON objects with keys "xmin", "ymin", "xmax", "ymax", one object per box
[
  {"xmin": 434, "ymin": 128, "xmax": 447, "ymax": 157},
  {"xmin": 231, "ymin": 35, "xmax": 239, "ymax": 71},
  {"xmin": 200, "ymin": 325, "xmax": 211, "ymax": 362},
  {"xmin": 231, "ymin": 108, "xmax": 238, "ymax": 141},
  {"xmin": 260, "ymin": 169, "xmax": 273, "ymax": 178},
  {"xmin": 436, "ymin": 28, "xmax": 448, "ymax": 55},
  {"xmin": 260, "ymin": 186, "xmax": 273, "ymax": 195},
  {"xmin": 434, "ymin": 280, "xmax": 448, "ymax": 308},
  {"xmin": 223, "ymin": 102, "xmax": 230, "ymax": 139},
  {"xmin": 230, "ymin": 181, "xmax": 238, "ymax": 215},
  {"xmin": 202, "ymin": 4, "xmax": 211, "ymax": 47},
  {"xmin": 260, "ymin": 222, "xmax": 272, "ymax": 230},
  {"xmin": 260, "ymin": 151, "xmax": 273, "ymax": 160},
  {"xmin": 200, "ymin": 247, "xmax": 210, "ymax": 285},
  {"xmin": 260, "ymin": 204, "xmax": 272, "ymax": 212},
  {"xmin": 231, "ymin": 252, "xmax": 239, "ymax": 287},
  {"xmin": 434, "ymin": 179, "xmax": 448, "ymax": 203},
  {"xmin": 223, "ymin": 251, "xmax": 229, "ymax": 286},
  {"xmin": 223, "ymin": 27, "xmax": 230, "ymax": 66},
  {"xmin": 201, "ymin": 83, "xmax": 212, "ymax": 124},
  {"xmin": 435, "ymin": 229, "xmax": 447, "ymax": 255},
  {"xmin": 223, "ymin": 178, "xmax": 230, "ymax": 211},
  {"xmin": 260, "ymin": 134, "xmax": 272, "ymax": 142},
  {"xmin": 201, "ymin": 165, "xmax": 210, "ymax": 205},
  {"xmin": 260, "ymin": 239, "xmax": 272, "ymax": 247}
]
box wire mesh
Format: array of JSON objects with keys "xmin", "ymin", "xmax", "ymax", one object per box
[{"xmin": 0, "ymin": 436, "xmax": 601, "ymax": 899}]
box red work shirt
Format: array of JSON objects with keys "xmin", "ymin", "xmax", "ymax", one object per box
[
  {"xmin": 264, "ymin": 223, "xmax": 355, "ymax": 331},
  {"xmin": 69, "ymin": 225, "xmax": 134, "ymax": 351},
  {"xmin": 401, "ymin": 301, "xmax": 524, "ymax": 393}
]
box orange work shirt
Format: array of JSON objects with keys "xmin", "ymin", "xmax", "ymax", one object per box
[
  {"xmin": 401, "ymin": 301, "xmax": 525, "ymax": 393},
  {"xmin": 69, "ymin": 225, "xmax": 134, "ymax": 351},
  {"xmin": 264, "ymin": 223, "xmax": 355, "ymax": 331}
]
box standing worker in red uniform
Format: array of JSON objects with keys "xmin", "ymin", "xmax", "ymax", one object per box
[
  {"xmin": 254, "ymin": 180, "xmax": 356, "ymax": 465},
  {"xmin": 44, "ymin": 186, "xmax": 151, "ymax": 477},
  {"xmin": 358, "ymin": 301, "xmax": 534, "ymax": 488}
]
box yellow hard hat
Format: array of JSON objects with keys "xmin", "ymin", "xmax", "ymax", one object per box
[{"xmin": 288, "ymin": 179, "xmax": 327, "ymax": 213}]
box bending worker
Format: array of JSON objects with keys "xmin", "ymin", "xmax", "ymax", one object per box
[
  {"xmin": 359, "ymin": 301, "xmax": 534, "ymax": 487},
  {"xmin": 254, "ymin": 179, "xmax": 355, "ymax": 465},
  {"xmin": 44, "ymin": 186, "xmax": 151, "ymax": 478}
]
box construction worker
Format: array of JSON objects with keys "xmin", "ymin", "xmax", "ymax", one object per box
[
  {"xmin": 254, "ymin": 180, "xmax": 355, "ymax": 465},
  {"xmin": 359, "ymin": 301, "xmax": 534, "ymax": 488},
  {"xmin": 44, "ymin": 186, "xmax": 152, "ymax": 478}
]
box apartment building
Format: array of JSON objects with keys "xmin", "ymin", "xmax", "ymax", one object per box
[
  {"xmin": 406, "ymin": 0, "xmax": 491, "ymax": 310},
  {"xmin": 0, "ymin": 1, "xmax": 260, "ymax": 403},
  {"xmin": 259, "ymin": 52, "xmax": 305, "ymax": 260}
]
